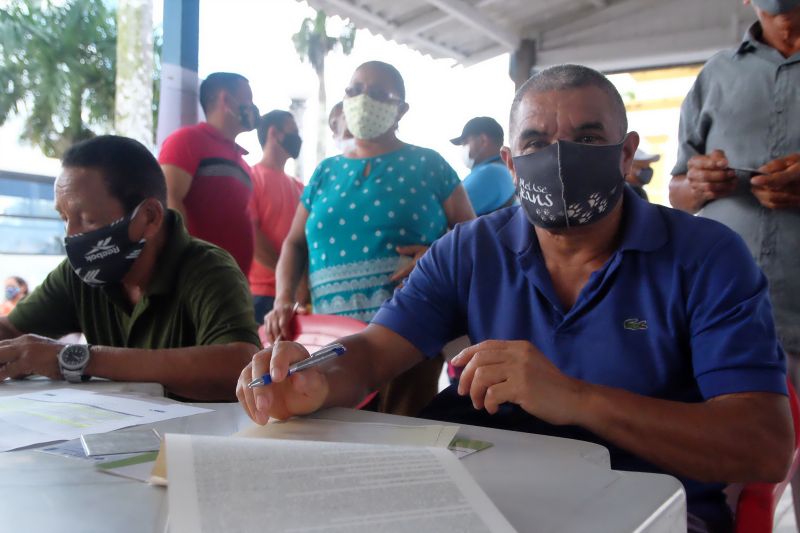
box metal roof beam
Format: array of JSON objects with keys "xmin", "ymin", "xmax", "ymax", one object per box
[
  {"xmin": 393, "ymin": 0, "xmax": 497, "ymax": 38},
  {"xmin": 460, "ymin": 44, "xmax": 507, "ymax": 67},
  {"xmin": 422, "ymin": 0, "xmax": 520, "ymax": 50},
  {"xmin": 312, "ymin": 0, "xmax": 468, "ymax": 61}
]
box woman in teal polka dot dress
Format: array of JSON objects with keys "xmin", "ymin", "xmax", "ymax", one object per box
[{"xmin": 265, "ymin": 60, "xmax": 474, "ymax": 338}]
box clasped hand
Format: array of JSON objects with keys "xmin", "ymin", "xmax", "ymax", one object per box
[
  {"xmin": 451, "ymin": 340, "xmax": 585, "ymax": 426},
  {"xmin": 687, "ymin": 150, "xmax": 800, "ymax": 209}
]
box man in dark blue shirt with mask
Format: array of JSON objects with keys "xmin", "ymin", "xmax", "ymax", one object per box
[{"xmin": 236, "ymin": 65, "xmax": 793, "ymax": 533}]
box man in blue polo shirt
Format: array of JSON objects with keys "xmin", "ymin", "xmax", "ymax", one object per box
[
  {"xmin": 237, "ymin": 65, "xmax": 793, "ymax": 533},
  {"xmin": 450, "ymin": 117, "xmax": 516, "ymax": 215}
]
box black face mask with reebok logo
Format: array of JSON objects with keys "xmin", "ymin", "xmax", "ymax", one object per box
[
  {"xmin": 280, "ymin": 132, "xmax": 303, "ymax": 159},
  {"xmin": 513, "ymin": 139, "xmax": 626, "ymax": 229},
  {"xmin": 64, "ymin": 205, "xmax": 146, "ymax": 287}
]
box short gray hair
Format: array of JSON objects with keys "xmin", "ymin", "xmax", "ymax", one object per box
[{"xmin": 509, "ymin": 64, "xmax": 628, "ymax": 141}]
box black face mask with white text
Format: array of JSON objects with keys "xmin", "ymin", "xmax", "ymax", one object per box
[
  {"xmin": 64, "ymin": 204, "xmax": 146, "ymax": 287},
  {"xmin": 513, "ymin": 139, "xmax": 626, "ymax": 229}
]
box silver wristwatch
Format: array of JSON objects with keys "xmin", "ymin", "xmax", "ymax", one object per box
[{"xmin": 57, "ymin": 344, "xmax": 91, "ymax": 383}]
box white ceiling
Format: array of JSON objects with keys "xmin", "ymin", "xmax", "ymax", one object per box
[{"xmin": 303, "ymin": 0, "xmax": 757, "ymax": 71}]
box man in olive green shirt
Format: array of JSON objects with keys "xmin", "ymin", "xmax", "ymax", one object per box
[{"xmin": 0, "ymin": 136, "xmax": 260, "ymax": 401}]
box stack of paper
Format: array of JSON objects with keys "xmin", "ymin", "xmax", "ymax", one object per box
[
  {"xmin": 166, "ymin": 434, "xmax": 516, "ymax": 533},
  {"xmin": 0, "ymin": 388, "xmax": 211, "ymax": 451}
]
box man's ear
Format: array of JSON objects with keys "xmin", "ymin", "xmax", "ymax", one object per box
[
  {"xmin": 396, "ymin": 102, "xmax": 410, "ymax": 123},
  {"xmin": 621, "ymin": 131, "xmax": 639, "ymax": 177},
  {"xmin": 137, "ymin": 198, "xmax": 165, "ymax": 241},
  {"xmin": 268, "ymin": 125, "xmax": 282, "ymax": 145},
  {"xmin": 500, "ymin": 146, "xmax": 518, "ymax": 187}
]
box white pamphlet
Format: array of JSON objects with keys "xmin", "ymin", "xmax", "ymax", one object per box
[
  {"xmin": 0, "ymin": 388, "xmax": 211, "ymax": 451},
  {"xmin": 236, "ymin": 417, "xmax": 459, "ymax": 447},
  {"xmin": 166, "ymin": 434, "xmax": 517, "ymax": 533}
]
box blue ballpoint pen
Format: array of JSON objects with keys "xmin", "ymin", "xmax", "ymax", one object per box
[{"xmin": 247, "ymin": 342, "xmax": 346, "ymax": 388}]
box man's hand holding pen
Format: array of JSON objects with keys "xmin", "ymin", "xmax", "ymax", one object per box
[{"xmin": 236, "ymin": 341, "xmax": 333, "ymax": 425}]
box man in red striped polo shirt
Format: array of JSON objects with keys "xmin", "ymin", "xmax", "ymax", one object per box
[{"xmin": 159, "ymin": 72, "xmax": 259, "ymax": 274}]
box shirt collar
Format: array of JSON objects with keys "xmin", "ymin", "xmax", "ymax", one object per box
[
  {"xmin": 498, "ymin": 186, "xmax": 667, "ymax": 256},
  {"xmin": 474, "ymin": 154, "xmax": 503, "ymax": 168},
  {"xmin": 734, "ymin": 22, "xmax": 762, "ymax": 56},
  {"xmin": 198, "ymin": 122, "xmax": 249, "ymax": 156},
  {"xmin": 146, "ymin": 210, "xmax": 194, "ymax": 295},
  {"xmin": 733, "ymin": 22, "xmax": 800, "ymax": 64}
]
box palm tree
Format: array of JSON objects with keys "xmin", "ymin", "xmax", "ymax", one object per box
[
  {"xmin": 292, "ymin": 10, "xmax": 356, "ymax": 163},
  {"xmin": 115, "ymin": 0, "xmax": 155, "ymax": 148},
  {"xmin": 0, "ymin": 0, "xmax": 117, "ymax": 158}
]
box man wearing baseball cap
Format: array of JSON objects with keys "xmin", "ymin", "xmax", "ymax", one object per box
[
  {"xmin": 626, "ymin": 148, "xmax": 660, "ymax": 201},
  {"xmin": 450, "ymin": 117, "xmax": 516, "ymax": 215},
  {"xmin": 670, "ymin": 0, "xmax": 800, "ymax": 387}
]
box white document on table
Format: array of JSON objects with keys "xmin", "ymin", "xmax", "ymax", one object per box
[
  {"xmin": 0, "ymin": 388, "xmax": 211, "ymax": 451},
  {"xmin": 236, "ymin": 417, "xmax": 459, "ymax": 448},
  {"xmin": 166, "ymin": 434, "xmax": 516, "ymax": 533}
]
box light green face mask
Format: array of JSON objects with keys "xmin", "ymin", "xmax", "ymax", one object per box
[{"xmin": 342, "ymin": 94, "xmax": 399, "ymax": 140}]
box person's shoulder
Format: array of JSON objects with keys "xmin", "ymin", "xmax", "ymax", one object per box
[
  {"xmin": 451, "ymin": 205, "xmax": 517, "ymax": 239},
  {"xmin": 473, "ymin": 160, "xmax": 512, "ymax": 179},
  {"xmin": 178, "ymin": 236, "xmax": 246, "ymax": 284},
  {"xmin": 402, "ymin": 144, "xmax": 448, "ymax": 165},
  {"xmin": 694, "ymin": 48, "xmax": 741, "ymax": 84},
  {"xmin": 162, "ymin": 123, "xmax": 205, "ymax": 145},
  {"xmin": 314, "ymin": 154, "xmax": 348, "ymax": 173}
]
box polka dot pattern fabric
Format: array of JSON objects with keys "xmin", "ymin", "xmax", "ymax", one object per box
[
  {"xmin": 301, "ymin": 144, "xmax": 460, "ymax": 321},
  {"xmin": 342, "ymin": 94, "xmax": 400, "ymax": 140}
]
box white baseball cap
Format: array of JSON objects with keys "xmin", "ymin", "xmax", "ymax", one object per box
[{"xmin": 634, "ymin": 148, "xmax": 660, "ymax": 163}]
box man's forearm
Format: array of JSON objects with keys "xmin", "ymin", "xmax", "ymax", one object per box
[
  {"xmin": 321, "ymin": 326, "xmax": 425, "ymax": 410},
  {"xmin": 274, "ymin": 239, "xmax": 309, "ymax": 303},
  {"xmin": 669, "ymin": 174, "xmax": 703, "ymax": 213},
  {"xmin": 575, "ymin": 382, "xmax": 794, "ymax": 483},
  {"xmin": 86, "ymin": 342, "xmax": 258, "ymax": 401}
]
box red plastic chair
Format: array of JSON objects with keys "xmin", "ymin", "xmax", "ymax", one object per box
[
  {"xmin": 257, "ymin": 314, "xmax": 377, "ymax": 409},
  {"xmin": 734, "ymin": 380, "xmax": 800, "ymax": 532}
]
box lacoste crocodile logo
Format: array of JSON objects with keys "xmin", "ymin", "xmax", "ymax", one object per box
[{"xmin": 623, "ymin": 318, "xmax": 648, "ymax": 331}]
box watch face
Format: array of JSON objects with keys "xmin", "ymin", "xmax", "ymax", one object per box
[{"xmin": 60, "ymin": 345, "xmax": 88, "ymax": 369}]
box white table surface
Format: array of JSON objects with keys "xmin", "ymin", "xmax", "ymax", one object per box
[
  {"xmin": 0, "ymin": 384, "xmax": 686, "ymax": 533},
  {"xmin": 0, "ymin": 376, "xmax": 165, "ymax": 397}
]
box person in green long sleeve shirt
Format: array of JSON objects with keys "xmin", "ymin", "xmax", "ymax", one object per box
[{"xmin": 0, "ymin": 135, "xmax": 260, "ymax": 401}]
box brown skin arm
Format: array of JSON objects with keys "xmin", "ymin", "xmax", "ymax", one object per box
[
  {"xmin": 454, "ymin": 340, "xmax": 794, "ymax": 484},
  {"xmin": 390, "ymin": 185, "xmax": 476, "ymax": 282},
  {"xmin": 579, "ymin": 385, "xmax": 792, "ymax": 483},
  {"xmin": 237, "ymin": 324, "xmax": 423, "ymax": 424},
  {"xmin": 443, "ymin": 184, "xmax": 476, "ymax": 226},
  {"xmin": 0, "ymin": 329, "xmax": 258, "ymax": 401},
  {"xmin": 84, "ymin": 342, "xmax": 258, "ymax": 401},
  {"xmin": 264, "ymin": 206, "xmax": 310, "ymax": 342},
  {"xmin": 161, "ymin": 164, "xmax": 193, "ymax": 220}
]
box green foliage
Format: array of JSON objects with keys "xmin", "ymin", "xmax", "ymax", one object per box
[
  {"xmin": 0, "ymin": 0, "xmax": 117, "ymax": 158},
  {"xmin": 292, "ymin": 9, "xmax": 356, "ymax": 75}
]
